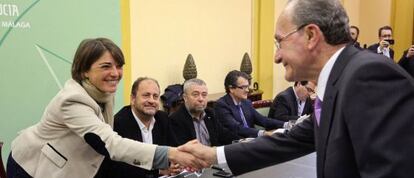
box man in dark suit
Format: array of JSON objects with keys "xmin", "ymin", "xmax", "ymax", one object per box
[
  {"xmin": 179, "ymin": 0, "xmax": 414, "ymax": 177},
  {"xmin": 268, "ymin": 81, "xmax": 315, "ymax": 121},
  {"xmin": 215, "ymin": 70, "xmax": 286, "ymax": 138},
  {"xmin": 349, "ymin": 25, "xmax": 362, "ymax": 49},
  {"xmin": 398, "ymin": 45, "xmax": 414, "ymax": 77},
  {"xmin": 170, "ymin": 78, "xmax": 240, "ymax": 146},
  {"xmin": 367, "ymin": 25, "xmax": 395, "ymax": 60},
  {"xmin": 109, "ymin": 77, "xmax": 179, "ymax": 178}
]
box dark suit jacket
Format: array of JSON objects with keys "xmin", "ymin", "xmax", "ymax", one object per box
[
  {"xmin": 224, "ymin": 45, "xmax": 414, "ymax": 178},
  {"xmin": 215, "ymin": 94, "xmax": 284, "ymax": 138},
  {"xmin": 109, "ymin": 106, "xmax": 177, "ymax": 178},
  {"xmin": 170, "ymin": 105, "xmax": 240, "ymax": 146},
  {"xmin": 367, "ymin": 43, "xmax": 394, "ymax": 60},
  {"xmin": 398, "ymin": 50, "xmax": 414, "ymax": 77},
  {"xmin": 268, "ymin": 87, "xmax": 313, "ymax": 121}
]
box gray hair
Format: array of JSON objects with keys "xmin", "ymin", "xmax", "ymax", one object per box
[
  {"xmin": 287, "ymin": 0, "xmax": 351, "ymax": 45},
  {"xmin": 183, "ymin": 78, "xmax": 206, "ymax": 94}
]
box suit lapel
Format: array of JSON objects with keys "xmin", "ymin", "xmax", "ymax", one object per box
[
  {"xmin": 126, "ymin": 108, "xmax": 143, "ymax": 142},
  {"xmin": 181, "ymin": 106, "xmax": 197, "ymax": 138},
  {"xmin": 152, "ymin": 113, "xmax": 164, "ymax": 145},
  {"xmin": 288, "ymin": 87, "xmax": 298, "ymax": 116},
  {"xmin": 303, "ymin": 98, "xmax": 312, "ymax": 115},
  {"xmin": 225, "ymin": 95, "xmax": 245, "ymax": 124},
  {"xmin": 317, "ymin": 45, "xmax": 359, "ymax": 173}
]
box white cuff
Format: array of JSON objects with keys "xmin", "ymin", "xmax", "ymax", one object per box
[
  {"xmin": 258, "ymin": 130, "xmax": 265, "ymax": 137},
  {"xmin": 216, "ymin": 146, "xmax": 228, "ymax": 166}
]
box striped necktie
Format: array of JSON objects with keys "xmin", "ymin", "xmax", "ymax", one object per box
[{"xmin": 237, "ymin": 105, "xmax": 249, "ymax": 128}]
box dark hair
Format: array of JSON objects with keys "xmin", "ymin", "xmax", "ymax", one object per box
[
  {"xmin": 131, "ymin": 77, "xmax": 160, "ymax": 96},
  {"xmin": 294, "ymin": 81, "xmax": 308, "ymax": 86},
  {"xmin": 350, "ymin": 25, "xmax": 359, "ymax": 35},
  {"xmin": 71, "ymin": 38, "xmax": 125, "ymax": 83},
  {"xmin": 288, "ymin": 0, "xmax": 351, "ymax": 45},
  {"xmin": 378, "ymin": 25, "xmax": 392, "ymax": 37},
  {"xmin": 224, "ymin": 70, "xmax": 250, "ymax": 93}
]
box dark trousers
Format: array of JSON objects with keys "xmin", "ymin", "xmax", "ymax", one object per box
[{"xmin": 7, "ymin": 153, "xmax": 32, "ymax": 178}]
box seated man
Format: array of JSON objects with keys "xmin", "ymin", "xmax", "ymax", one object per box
[
  {"xmin": 109, "ymin": 77, "xmax": 178, "ymax": 178},
  {"xmin": 367, "ymin": 25, "xmax": 395, "ymax": 60},
  {"xmin": 268, "ymin": 81, "xmax": 315, "ymax": 122},
  {"xmin": 170, "ymin": 78, "xmax": 240, "ymax": 146},
  {"xmin": 398, "ymin": 45, "xmax": 414, "ymax": 77},
  {"xmin": 215, "ymin": 70, "xmax": 285, "ymax": 138},
  {"xmin": 350, "ymin": 25, "xmax": 362, "ymax": 49}
]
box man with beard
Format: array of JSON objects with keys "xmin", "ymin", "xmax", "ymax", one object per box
[
  {"xmin": 170, "ymin": 78, "xmax": 240, "ymax": 146},
  {"xmin": 109, "ymin": 77, "xmax": 179, "ymax": 178}
]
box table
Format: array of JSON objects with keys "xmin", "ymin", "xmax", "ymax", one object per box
[{"xmin": 167, "ymin": 153, "xmax": 316, "ymax": 178}]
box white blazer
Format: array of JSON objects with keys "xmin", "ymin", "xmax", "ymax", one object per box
[{"xmin": 11, "ymin": 79, "xmax": 157, "ymax": 178}]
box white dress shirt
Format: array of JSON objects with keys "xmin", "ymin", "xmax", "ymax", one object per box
[
  {"xmin": 293, "ymin": 88, "xmax": 305, "ymax": 116},
  {"xmin": 377, "ymin": 46, "xmax": 391, "ymax": 58},
  {"xmin": 131, "ymin": 108, "xmax": 156, "ymax": 144}
]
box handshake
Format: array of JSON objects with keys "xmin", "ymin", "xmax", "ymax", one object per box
[{"xmin": 166, "ymin": 140, "xmax": 218, "ymax": 174}]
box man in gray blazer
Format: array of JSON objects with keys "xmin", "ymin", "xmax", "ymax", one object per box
[{"xmin": 179, "ymin": 0, "xmax": 414, "ymax": 177}]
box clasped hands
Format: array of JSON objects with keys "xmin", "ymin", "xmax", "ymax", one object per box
[{"xmin": 167, "ymin": 140, "xmax": 217, "ymax": 173}]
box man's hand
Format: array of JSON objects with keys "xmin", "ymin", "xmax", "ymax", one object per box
[
  {"xmin": 296, "ymin": 114, "xmax": 310, "ymax": 124},
  {"xmin": 379, "ymin": 39, "xmax": 390, "ymax": 50},
  {"xmin": 168, "ymin": 147, "xmax": 208, "ymax": 171},
  {"xmin": 264, "ymin": 130, "xmax": 276, "ymax": 136},
  {"xmin": 178, "ymin": 140, "xmax": 217, "ymax": 167},
  {"xmin": 159, "ymin": 162, "xmax": 182, "ymax": 176},
  {"xmin": 406, "ymin": 45, "xmax": 414, "ymax": 58}
]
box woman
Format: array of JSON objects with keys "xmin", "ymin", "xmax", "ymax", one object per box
[{"xmin": 7, "ymin": 38, "xmax": 204, "ymax": 178}]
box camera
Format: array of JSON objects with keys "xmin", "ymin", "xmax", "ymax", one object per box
[{"xmin": 384, "ymin": 39, "xmax": 395, "ymax": 45}]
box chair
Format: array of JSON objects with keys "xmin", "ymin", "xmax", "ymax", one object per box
[{"xmin": 0, "ymin": 141, "xmax": 6, "ymax": 178}]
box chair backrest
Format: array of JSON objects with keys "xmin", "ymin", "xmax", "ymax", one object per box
[{"xmin": 0, "ymin": 141, "xmax": 6, "ymax": 178}]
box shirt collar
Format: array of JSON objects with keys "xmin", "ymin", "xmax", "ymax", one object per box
[
  {"xmin": 131, "ymin": 107, "xmax": 155, "ymax": 131},
  {"xmin": 316, "ymin": 47, "xmax": 345, "ymax": 101},
  {"xmin": 292, "ymin": 86, "xmax": 300, "ymax": 102}
]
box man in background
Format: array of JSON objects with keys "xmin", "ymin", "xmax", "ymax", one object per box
[
  {"xmin": 215, "ymin": 70, "xmax": 285, "ymax": 138},
  {"xmin": 268, "ymin": 81, "xmax": 315, "ymax": 122},
  {"xmin": 109, "ymin": 77, "xmax": 179, "ymax": 178},
  {"xmin": 398, "ymin": 45, "xmax": 414, "ymax": 77},
  {"xmin": 170, "ymin": 78, "xmax": 240, "ymax": 146},
  {"xmin": 367, "ymin": 25, "xmax": 395, "ymax": 59},
  {"xmin": 350, "ymin": 25, "xmax": 362, "ymax": 49}
]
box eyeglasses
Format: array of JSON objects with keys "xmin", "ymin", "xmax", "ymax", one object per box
[
  {"xmin": 305, "ymin": 86, "xmax": 315, "ymax": 94},
  {"xmin": 380, "ymin": 34, "xmax": 392, "ymax": 38},
  {"xmin": 234, "ymin": 85, "xmax": 250, "ymax": 90},
  {"xmin": 274, "ymin": 24, "xmax": 307, "ymax": 50}
]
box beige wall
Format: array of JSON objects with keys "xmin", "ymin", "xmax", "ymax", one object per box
[
  {"xmin": 130, "ymin": 0, "xmax": 252, "ymax": 95},
  {"xmin": 272, "ymin": 0, "xmax": 291, "ymax": 97},
  {"xmin": 344, "ymin": 0, "xmax": 392, "ymax": 47},
  {"xmin": 271, "ymin": 0, "xmax": 393, "ymax": 98},
  {"xmin": 343, "ymin": 0, "xmax": 360, "ymax": 26},
  {"xmin": 392, "ymin": 0, "xmax": 414, "ymax": 59}
]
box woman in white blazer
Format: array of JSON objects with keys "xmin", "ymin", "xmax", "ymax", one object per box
[{"xmin": 7, "ymin": 38, "xmax": 205, "ymax": 178}]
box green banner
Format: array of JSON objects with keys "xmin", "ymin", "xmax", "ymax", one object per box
[{"xmin": 0, "ymin": 0, "xmax": 123, "ymax": 163}]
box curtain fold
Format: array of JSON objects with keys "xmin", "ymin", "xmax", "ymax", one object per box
[{"xmin": 391, "ymin": 0, "xmax": 414, "ymax": 61}]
